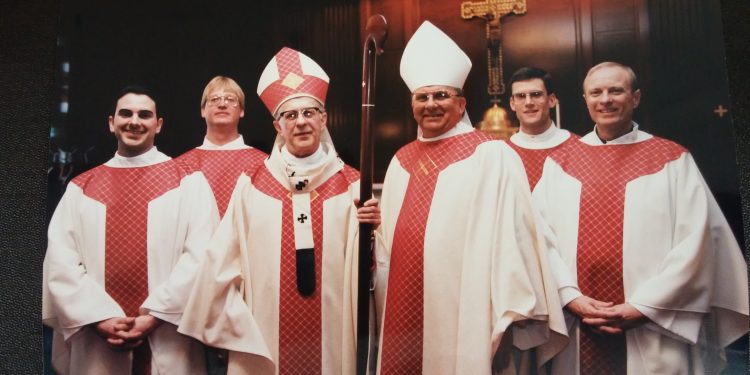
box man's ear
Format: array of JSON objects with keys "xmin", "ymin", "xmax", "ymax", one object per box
[
  {"xmin": 632, "ymin": 89, "xmax": 641, "ymax": 108},
  {"xmin": 457, "ymin": 96, "xmax": 467, "ymax": 114},
  {"xmin": 273, "ymin": 120, "xmax": 282, "ymax": 134},
  {"xmin": 155, "ymin": 117, "xmax": 164, "ymax": 134},
  {"xmin": 320, "ymin": 111, "xmax": 327, "ymax": 128},
  {"xmin": 108, "ymin": 116, "xmax": 115, "ymax": 133},
  {"xmin": 548, "ymin": 93, "xmax": 558, "ymax": 107}
]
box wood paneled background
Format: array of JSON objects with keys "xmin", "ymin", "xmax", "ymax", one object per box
[
  {"xmin": 1, "ymin": 0, "xmax": 747, "ymax": 373},
  {"xmin": 55, "ymin": 1, "xmax": 738, "ymax": 207}
]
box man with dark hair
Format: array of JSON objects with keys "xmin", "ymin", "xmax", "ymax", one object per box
[
  {"xmin": 507, "ymin": 67, "xmax": 578, "ymax": 190},
  {"xmin": 534, "ymin": 61, "xmax": 749, "ymax": 374},
  {"xmin": 43, "ymin": 85, "xmax": 218, "ymax": 374}
]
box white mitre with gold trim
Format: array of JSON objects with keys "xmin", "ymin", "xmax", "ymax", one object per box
[{"xmin": 400, "ymin": 21, "xmax": 472, "ymax": 92}]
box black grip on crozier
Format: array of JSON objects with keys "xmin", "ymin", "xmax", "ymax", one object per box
[{"xmin": 295, "ymin": 248, "xmax": 316, "ymax": 296}]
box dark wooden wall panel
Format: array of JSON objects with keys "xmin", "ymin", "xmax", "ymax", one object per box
[
  {"xmin": 360, "ymin": 0, "xmax": 742, "ymax": 239},
  {"xmin": 503, "ymin": 0, "xmax": 587, "ymax": 132},
  {"xmin": 0, "ymin": 1, "xmax": 748, "ymax": 373},
  {"xmin": 589, "ymin": 0, "xmax": 646, "ymax": 80},
  {"xmin": 362, "ymin": 0, "xmax": 420, "ymax": 181},
  {"xmin": 55, "ymin": 0, "xmax": 362, "ymax": 170},
  {"xmin": 645, "ymin": 0, "xmax": 741, "ymax": 242}
]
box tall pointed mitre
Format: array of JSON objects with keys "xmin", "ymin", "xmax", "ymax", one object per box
[
  {"xmin": 400, "ymin": 21, "xmax": 472, "ymax": 92},
  {"xmin": 257, "ymin": 47, "xmax": 330, "ymax": 116}
]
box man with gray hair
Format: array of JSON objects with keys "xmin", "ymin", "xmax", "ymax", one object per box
[
  {"xmin": 534, "ymin": 61, "xmax": 749, "ymax": 374},
  {"xmin": 179, "ymin": 47, "xmax": 380, "ymax": 375}
]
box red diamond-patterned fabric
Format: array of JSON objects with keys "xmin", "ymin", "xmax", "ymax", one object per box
[
  {"xmin": 176, "ymin": 148, "xmax": 267, "ymax": 218},
  {"xmin": 549, "ymin": 137, "xmax": 685, "ymax": 375},
  {"xmin": 73, "ymin": 160, "xmax": 184, "ymax": 375},
  {"xmin": 259, "ymin": 47, "xmax": 329, "ymax": 115},
  {"xmin": 379, "ymin": 131, "xmax": 493, "ymax": 375},
  {"xmin": 252, "ymin": 163, "xmax": 359, "ymax": 374},
  {"xmin": 507, "ymin": 134, "xmax": 579, "ymax": 191}
]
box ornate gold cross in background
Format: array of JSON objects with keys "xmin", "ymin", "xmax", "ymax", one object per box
[
  {"xmin": 461, "ymin": 0, "xmax": 526, "ymax": 19},
  {"xmin": 461, "ymin": 0, "xmax": 526, "ymax": 96},
  {"xmin": 461, "ymin": 0, "xmax": 527, "ymax": 139}
]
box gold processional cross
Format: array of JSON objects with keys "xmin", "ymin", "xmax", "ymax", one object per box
[{"xmin": 461, "ymin": 0, "xmax": 527, "ymax": 139}]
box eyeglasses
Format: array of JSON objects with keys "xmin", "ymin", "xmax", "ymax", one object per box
[
  {"xmin": 511, "ymin": 91, "xmax": 546, "ymax": 101},
  {"xmin": 277, "ymin": 107, "xmax": 323, "ymax": 122},
  {"xmin": 207, "ymin": 95, "xmax": 239, "ymax": 107},
  {"xmin": 412, "ymin": 90, "xmax": 462, "ymax": 103}
]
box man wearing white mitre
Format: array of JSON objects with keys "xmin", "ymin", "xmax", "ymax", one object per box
[{"xmin": 374, "ymin": 21, "xmax": 568, "ymax": 375}]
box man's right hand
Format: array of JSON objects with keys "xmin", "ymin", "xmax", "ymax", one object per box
[
  {"xmin": 94, "ymin": 317, "xmax": 141, "ymax": 350},
  {"xmin": 565, "ymin": 295, "xmax": 615, "ymax": 319}
]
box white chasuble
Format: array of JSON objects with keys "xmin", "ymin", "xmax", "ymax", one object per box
[
  {"xmin": 376, "ymin": 130, "xmax": 567, "ymax": 375},
  {"xmin": 42, "ymin": 151, "xmax": 218, "ymax": 375},
  {"xmin": 179, "ymin": 154, "xmax": 362, "ymax": 375},
  {"xmin": 534, "ymin": 131, "xmax": 749, "ymax": 374}
]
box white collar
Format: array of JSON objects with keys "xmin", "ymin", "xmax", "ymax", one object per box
[
  {"xmin": 198, "ymin": 135, "xmax": 249, "ymax": 150},
  {"xmin": 518, "ymin": 122, "xmax": 558, "ymax": 142},
  {"xmin": 510, "ymin": 122, "xmax": 571, "ymax": 149},
  {"xmin": 106, "ymin": 147, "xmax": 170, "ymax": 168},
  {"xmin": 581, "ymin": 122, "xmax": 652, "ymax": 145},
  {"xmin": 280, "ymin": 144, "xmax": 327, "ymax": 171}
]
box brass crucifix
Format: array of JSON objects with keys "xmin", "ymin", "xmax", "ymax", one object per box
[{"xmin": 461, "ymin": 0, "xmax": 526, "ymax": 97}]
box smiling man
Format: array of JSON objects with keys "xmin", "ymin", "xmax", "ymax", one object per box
[
  {"xmin": 534, "ymin": 62, "xmax": 749, "ymax": 374},
  {"xmin": 42, "ymin": 85, "xmax": 218, "ymax": 374},
  {"xmin": 374, "ymin": 21, "xmax": 567, "ymax": 375},
  {"xmin": 506, "ymin": 67, "xmax": 578, "ymax": 191},
  {"xmin": 179, "ymin": 47, "xmax": 380, "ymax": 375}
]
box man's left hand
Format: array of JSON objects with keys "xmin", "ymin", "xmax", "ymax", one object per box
[
  {"xmin": 120, "ymin": 315, "xmax": 162, "ymax": 342},
  {"xmin": 124, "ymin": 315, "xmax": 163, "ymax": 341},
  {"xmin": 581, "ymin": 303, "xmax": 648, "ymax": 335}
]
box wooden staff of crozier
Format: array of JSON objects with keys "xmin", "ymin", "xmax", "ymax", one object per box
[{"xmin": 357, "ymin": 14, "xmax": 387, "ymax": 375}]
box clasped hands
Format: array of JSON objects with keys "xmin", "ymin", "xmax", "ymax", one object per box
[
  {"xmin": 94, "ymin": 315, "xmax": 162, "ymax": 350},
  {"xmin": 566, "ymin": 296, "xmax": 648, "ymax": 335}
]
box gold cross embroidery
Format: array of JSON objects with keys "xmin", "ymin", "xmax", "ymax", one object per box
[
  {"xmin": 417, "ymin": 156, "xmax": 438, "ymax": 178},
  {"xmin": 288, "ymin": 190, "xmax": 319, "ymax": 202},
  {"xmin": 282, "ymin": 72, "xmax": 304, "ymax": 89}
]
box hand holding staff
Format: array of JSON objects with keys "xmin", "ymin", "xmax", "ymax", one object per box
[{"xmin": 357, "ymin": 14, "xmax": 387, "ymax": 375}]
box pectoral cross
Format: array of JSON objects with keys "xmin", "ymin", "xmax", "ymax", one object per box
[
  {"xmin": 297, "ymin": 213, "xmax": 308, "ymax": 223},
  {"xmin": 461, "ymin": 0, "xmax": 526, "ymax": 96},
  {"xmin": 295, "ymin": 179, "xmax": 308, "ymax": 191}
]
